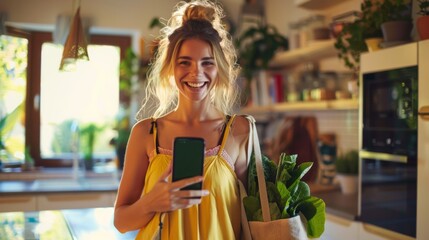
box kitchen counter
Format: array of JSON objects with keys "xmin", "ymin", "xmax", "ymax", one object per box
[
  {"xmin": 314, "ymin": 189, "xmax": 358, "ymax": 220},
  {"xmin": 0, "ymin": 170, "xmax": 120, "ymax": 212},
  {"xmin": 310, "ymin": 182, "xmax": 358, "ymax": 220},
  {"xmin": 0, "ymin": 178, "xmax": 119, "ymax": 196},
  {"xmin": 0, "ymin": 207, "xmax": 138, "ymax": 240}
]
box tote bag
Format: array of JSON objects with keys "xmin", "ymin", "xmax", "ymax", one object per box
[{"xmin": 239, "ymin": 116, "xmax": 308, "ymax": 240}]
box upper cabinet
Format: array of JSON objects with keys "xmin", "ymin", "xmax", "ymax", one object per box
[
  {"xmin": 269, "ymin": 40, "xmax": 337, "ymax": 68},
  {"xmin": 294, "ymin": 0, "xmax": 351, "ymax": 10}
]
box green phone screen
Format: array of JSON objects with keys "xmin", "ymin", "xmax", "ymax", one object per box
[{"xmin": 172, "ymin": 137, "xmax": 205, "ymax": 190}]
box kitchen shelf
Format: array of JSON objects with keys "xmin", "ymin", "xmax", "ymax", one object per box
[
  {"xmin": 240, "ymin": 98, "xmax": 359, "ymax": 115},
  {"xmin": 294, "ymin": 0, "xmax": 350, "ymax": 10},
  {"xmin": 269, "ymin": 40, "xmax": 337, "ymax": 68}
]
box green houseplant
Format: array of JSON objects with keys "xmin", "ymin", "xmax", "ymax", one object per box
[
  {"xmin": 334, "ymin": 0, "xmax": 384, "ymax": 72},
  {"xmin": 111, "ymin": 47, "xmax": 137, "ymax": 169},
  {"xmin": 235, "ymin": 21, "xmax": 288, "ymax": 106},
  {"xmin": 80, "ymin": 123, "xmax": 104, "ymax": 170},
  {"xmin": 236, "ymin": 21, "xmax": 288, "ymax": 81},
  {"xmin": 0, "ymin": 103, "xmax": 23, "ymax": 162},
  {"xmin": 243, "ymin": 153, "xmax": 326, "ymax": 238},
  {"xmin": 378, "ymin": 0, "xmax": 413, "ymax": 42},
  {"xmin": 335, "ymin": 150, "xmax": 359, "ymax": 194},
  {"xmin": 417, "ymin": 0, "xmax": 429, "ymax": 40}
]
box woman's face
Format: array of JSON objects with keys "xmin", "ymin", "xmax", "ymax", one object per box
[{"xmin": 174, "ymin": 38, "xmax": 218, "ymax": 102}]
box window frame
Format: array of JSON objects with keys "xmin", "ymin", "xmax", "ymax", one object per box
[{"xmin": 6, "ymin": 26, "xmax": 131, "ymax": 167}]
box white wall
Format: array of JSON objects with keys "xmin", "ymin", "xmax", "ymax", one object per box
[
  {"xmin": 0, "ymin": 0, "xmax": 361, "ymax": 53},
  {"xmin": 0, "ymin": 0, "xmax": 242, "ymax": 56}
]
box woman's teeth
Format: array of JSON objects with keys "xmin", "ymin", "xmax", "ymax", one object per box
[{"xmin": 187, "ymin": 82, "xmax": 205, "ymax": 88}]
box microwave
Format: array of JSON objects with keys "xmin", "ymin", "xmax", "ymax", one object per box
[{"xmin": 362, "ymin": 66, "xmax": 418, "ymax": 157}]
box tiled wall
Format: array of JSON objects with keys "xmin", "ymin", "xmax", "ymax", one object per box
[{"xmin": 255, "ymin": 109, "xmax": 359, "ymax": 155}]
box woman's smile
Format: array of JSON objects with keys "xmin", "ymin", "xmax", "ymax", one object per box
[{"xmin": 185, "ymin": 82, "xmax": 206, "ymax": 88}]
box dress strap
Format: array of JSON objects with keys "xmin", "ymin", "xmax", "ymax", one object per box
[
  {"xmin": 218, "ymin": 114, "xmax": 236, "ymax": 155},
  {"xmin": 149, "ymin": 118, "xmax": 159, "ymax": 155}
]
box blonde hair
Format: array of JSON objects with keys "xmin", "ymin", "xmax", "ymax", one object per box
[{"xmin": 137, "ymin": 0, "xmax": 240, "ymax": 119}]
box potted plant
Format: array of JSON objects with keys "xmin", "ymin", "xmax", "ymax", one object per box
[
  {"xmin": 417, "ymin": 0, "xmax": 429, "ymax": 40},
  {"xmin": 235, "ymin": 21, "xmax": 288, "ymax": 106},
  {"xmin": 334, "ymin": 0, "xmax": 384, "ymax": 72},
  {"xmin": 243, "ymin": 153, "xmax": 325, "ymax": 238},
  {"xmin": 80, "ymin": 123, "xmax": 104, "ymax": 171},
  {"xmin": 111, "ymin": 106, "xmax": 131, "ymax": 170},
  {"xmin": 335, "ymin": 150, "xmax": 359, "ymax": 195},
  {"xmin": 379, "ymin": 0, "xmax": 413, "ymax": 43},
  {"xmin": 110, "ymin": 48, "xmax": 137, "ymax": 170},
  {"xmin": 236, "ymin": 21, "xmax": 288, "ymax": 80}
]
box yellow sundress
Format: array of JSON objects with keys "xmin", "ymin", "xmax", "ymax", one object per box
[{"xmin": 135, "ymin": 115, "xmax": 241, "ymax": 240}]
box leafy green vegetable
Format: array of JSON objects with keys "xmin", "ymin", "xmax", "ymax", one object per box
[{"xmin": 244, "ymin": 152, "xmax": 326, "ymax": 238}]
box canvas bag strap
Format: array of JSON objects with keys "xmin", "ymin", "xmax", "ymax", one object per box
[
  {"xmin": 250, "ymin": 117, "xmax": 270, "ymax": 222},
  {"xmin": 239, "ymin": 180, "xmax": 252, "ymax": 240},
  {"xmin": 244, "ymin": 115, "xmax": 270, "ymax": 222}
]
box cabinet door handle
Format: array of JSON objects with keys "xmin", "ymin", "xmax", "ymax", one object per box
[
  {"xmin": 418, "ymin": 106, "xmax": 429, "ymax": 120},
  {"xmin": 360, "ymin": 150, "xmax": 407, "ymax": 164}
]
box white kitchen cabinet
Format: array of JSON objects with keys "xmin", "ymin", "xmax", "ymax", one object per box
[
  {"xmin": 0, "ymin": 195, "xmax": 37, "ymax": 212},
  {"xmin": 417, "ymin": 39, "xmax": 429, "ymax": 240},
  {"xmin": 0, "ymin": 191, "xmax": 116, "ymax": 212}
]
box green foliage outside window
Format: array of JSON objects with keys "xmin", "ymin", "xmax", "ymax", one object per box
[{"xmin": 0, "ymin": 35, "xmax": 28, "ymax": 164}]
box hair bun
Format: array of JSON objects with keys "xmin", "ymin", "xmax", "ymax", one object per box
[{"xmin": 183, "ymin": 5, "xmax": 216, "ymax": 24}]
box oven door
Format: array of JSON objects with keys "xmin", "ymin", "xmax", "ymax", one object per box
[{"xmin": 359, "ymin": 150, "xmax": 417, "ymax": 237}]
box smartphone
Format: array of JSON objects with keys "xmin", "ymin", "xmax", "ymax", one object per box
[{"xmin": 172, "ymin": 137, "xmax": 205, "ymax": 191}]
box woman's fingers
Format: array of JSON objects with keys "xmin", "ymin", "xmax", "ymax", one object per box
[
  {"xmin": 172, "ymin": 189, "xmax": 209, "ymax": 199},
  {"xmin": 170, "ymin": 175, "xmax": 203, "ymax": 191},
  {"xmin": 171, "ymin": 196, "xmax": 204, "ymax": 210}
]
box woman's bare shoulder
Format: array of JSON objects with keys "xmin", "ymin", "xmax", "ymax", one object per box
[
  {"xmin": 131, "ymin": 117, "xmax": 155, "ymax": 137},
  {"xmin": 232, "ymin": 115, "xmax": 251, "ymax": 137}
]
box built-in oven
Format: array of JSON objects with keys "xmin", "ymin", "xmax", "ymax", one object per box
[
  {"xmin": 359, "ymin": 42, "xmax": 421, "ymax": 238},
  {"xmin": 360, "ymin": 66, "xmax": 418, "ymax": 238}
]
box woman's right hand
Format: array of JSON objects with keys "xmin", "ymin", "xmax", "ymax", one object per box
[{"xmin": 144, "ymin": 163, "xmax": 209, "ymax": 213}]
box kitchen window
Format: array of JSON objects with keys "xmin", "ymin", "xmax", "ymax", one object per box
[
  {"xmin": 1, "ymin": 27, "xmax": 131, "ymax": 168},
  {"xmin": 0, "ymin": 34, "xmax": 28, "ymax": 165}
]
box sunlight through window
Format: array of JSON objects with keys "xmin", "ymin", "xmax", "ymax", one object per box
[
  {"xmin": 0, "ymin": 35, "xmax": 28, "ymax": 164},
  {"xmin": 40, "ymin": 43, "xmax": 120, "ymax": 160}
]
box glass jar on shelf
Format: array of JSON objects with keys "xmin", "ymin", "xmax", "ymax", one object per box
[
  {"xmin": 298, "ymin": 17, "xmax": 310, "ymax": 48},
  {"xmin": 288, "ymin": 21, "xmax": 301, "ymax": 50},
  {"xmin": 307, "ymin": 15, "xmax": 328, "ymax": 43}
]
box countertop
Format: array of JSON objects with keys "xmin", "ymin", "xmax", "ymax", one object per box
[
  {"xmin": 0, "ymin": 168, "xmax": 120, "ymax": 195},
  {"xmin": 310, "ymin": 182, "xmax": 358, "ymax": 220},
  {"xmin": 0, "ymin": 207, "xmax": 138, "ymax": 240},
  {"xmin": 0, "ymin": 178, "xmax": 119, "ymax": 195}
]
